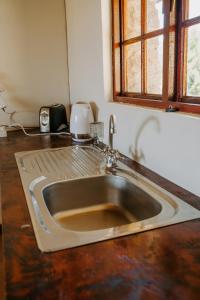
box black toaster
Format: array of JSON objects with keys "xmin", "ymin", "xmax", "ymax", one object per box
[{"xmin": 39, "ymin": 104, "xmax": 68, "ymax": 133}]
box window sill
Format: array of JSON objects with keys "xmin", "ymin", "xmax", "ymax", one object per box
[{"xmin": 114, "ymin": 96, "xmax": 200, "ymax": 115}]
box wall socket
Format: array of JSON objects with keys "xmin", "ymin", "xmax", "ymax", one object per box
[{"xmin": 0, "ymin": 126, "xmax": 7, "ymax": 137}]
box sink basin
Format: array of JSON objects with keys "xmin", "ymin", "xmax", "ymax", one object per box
[
  {"xmin": 15, "ymin": 145, "xmax": 200, "ymax": 252},
  {"xmin": 43, "ymin": 175, "xmax": 161, "ymax": 231}
]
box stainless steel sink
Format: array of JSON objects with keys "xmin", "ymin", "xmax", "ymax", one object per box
[
  {"xmin": 43, "ymin": 175, "xmax": 162, "ymax": 231},
  {"xmin": 15, "ymin": 145, "xmax": 200, "ymax": 252}
]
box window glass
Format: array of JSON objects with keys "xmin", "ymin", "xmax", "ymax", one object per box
[
  {"xmin": 125, "ymin": 42, "xmax": 141, "ymax": 93},
  {"xmin": 169, "ymin": 32, "xmax": 175, "ymax": 96},
  {"xmin": 124, "ymin": 0, "xmax": 141, "ymax": 39},
  {"xmin": 188, "ymin": 0, "xmax": 200, "ymax": 19},
  {"xmin": 146, "ymin": 35, "xmax": 163, "ymax": 94},
  {"xmin": 186, "ymin": 24, "xmax": 200, "ymax": 96},
  {"xmin": 114, "ymin": 48, "xmax": 121, "ymax": 93},
  {"xmin": 170, "ymin": 0, "xmax": 176, "ymax": 26},
  {"xmin": 147, "ymin": 0, "xmax": 164, "ymax": 32},
  {"xmin": 113, "ymin": 0, "xmax": 120, "ymax": 43}
]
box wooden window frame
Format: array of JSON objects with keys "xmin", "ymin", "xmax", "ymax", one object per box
[{"xmin": 112, "ymin": 0, "xmax": 200, "ymax": 114}]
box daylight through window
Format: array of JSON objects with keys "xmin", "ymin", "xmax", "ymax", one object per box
[{"xmin": 112, "ymin": 0, "xmax": 200, "ymax": 113}]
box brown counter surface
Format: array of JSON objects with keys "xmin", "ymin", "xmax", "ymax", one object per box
[{"xmin": 0, "ymin": 130, "xmax": 200, "ymax": 300}]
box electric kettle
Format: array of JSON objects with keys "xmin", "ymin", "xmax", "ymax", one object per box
[{"xmin": 70, "ymin": 103, "xmax": 94, "ymax": 142}]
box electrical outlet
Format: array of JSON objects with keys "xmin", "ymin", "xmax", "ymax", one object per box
[{"xmin": 0, "ymin": 126, "xmax": 7, "ymax": 137}]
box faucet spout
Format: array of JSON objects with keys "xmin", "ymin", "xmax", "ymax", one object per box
[
  {"xmin": 102, "ymin": 114, "xmax": 121, "ymax": 170},
  {"xmin": 109, "ymin": 114, "xmax": 116, "ymax": 149}
]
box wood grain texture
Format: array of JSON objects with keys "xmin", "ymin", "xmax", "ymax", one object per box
[
  {"xmin": 0, "ymin": 232, "xmax": 5, "ymax": 300},
  {"xmin": 0, "ymin": 130, "xmax": 200, "ymax": 300}
]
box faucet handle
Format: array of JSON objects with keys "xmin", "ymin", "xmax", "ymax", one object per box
[
  {"xmin": 102, "ymin": 147, "xmax": 121, "ymax": 158},
  {"xmin": 111, "ymin": 149, "xmax": 123, "ymax": 161},
  {"xmin": 102, "ymin": 146, "xmax": 111, "ymax": 154},
  {"xmin": 101, "ymin": 147, "xmax": 122, "ymax": 168}
]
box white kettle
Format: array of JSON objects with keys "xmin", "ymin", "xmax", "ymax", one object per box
[{"xmin": 70, "ymin": 103, "xmax": 94, "ymax": 142}]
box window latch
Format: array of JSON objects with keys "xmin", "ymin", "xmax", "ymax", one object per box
[{"xmin": 166, "ymin": 105, "xmax": 179, "ymax": 112}]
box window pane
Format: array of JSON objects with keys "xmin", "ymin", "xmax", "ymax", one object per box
[
  {"xmin": 186, "ymin": 24, "xmax": 200, "ymax": 97},
  {"xmin": 125, "ymin": 43, "xmax": 141, "ymax": 93},
  {"xmin": 113, "ymin": 0, "xmax": 120, "ymax": 43},
  {"xmin": 124, "ymin": 0, "xmax": 141, "ymax": 39},
  {"xmin": 169, "ymin": 32, "xmax": 175, "ymax": 96},
  {"xmin": 147, "ymin": 35, "xmax": 163, "ymax": 94},
  {"xmin": 147, "ymin": 0, "xmax": 164, "ymax": 33},
  {"xmin": 170, "ymin": 0, "xmax": 176, "ymax": 26},
  {"xmin": 188, "ymin": 0, "xmax": 200, "ymax": 19},
  {"xmin": 114, "ymin": 48, "xmax": 121, "ymax": 92}
]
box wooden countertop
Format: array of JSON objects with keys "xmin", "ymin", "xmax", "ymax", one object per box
[{"xmin": 1, "ymin": 130, "xmax": 200, "ymax": 300}]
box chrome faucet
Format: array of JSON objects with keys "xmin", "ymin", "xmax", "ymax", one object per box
[
  {"xmin": 102, "ymin": 114, "xmax": 121, "ymax": 169},
  {"xmin": 109, "ymin": 114, "xmax": 116, "ymax": 149}
]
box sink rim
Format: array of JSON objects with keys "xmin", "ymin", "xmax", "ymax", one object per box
[
  {"xmin": 29, "ymin": 170, "xmax": 200, "ymax": 252},
  {"xmin": 15, "ymin": 146, "xmax": 200, "ymax": 252}
]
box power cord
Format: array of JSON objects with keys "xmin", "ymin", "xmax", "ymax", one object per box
[{"xmin": 9, "ymin": 123, "xmax": 71, "ymax": 137}]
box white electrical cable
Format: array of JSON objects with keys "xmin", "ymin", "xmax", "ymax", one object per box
[
  {"xmin": 0, "ymin": 123, "xmax": 71, "ymax": 137},
  {"xmin": 10, "ymin": 123, "xmax": 71, "ymax": 137}
]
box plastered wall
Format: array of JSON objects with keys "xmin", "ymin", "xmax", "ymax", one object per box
[{"xmin": 0, "ymin": 0, "xmax": 69, "ymax": 126}]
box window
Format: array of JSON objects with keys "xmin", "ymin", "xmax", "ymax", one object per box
[{"xmin": 112, "ymin": 0, "xmax": 200, "ymax": 113}]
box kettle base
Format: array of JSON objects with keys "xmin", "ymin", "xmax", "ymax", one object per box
[{"xmin": 71, "ymin": 133, "xmax": 93, "ymax": 143}]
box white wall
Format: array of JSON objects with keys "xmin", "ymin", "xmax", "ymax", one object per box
[
  {"xmin": 66, "ymin": 0, "xmax": 200, "ymax": 197},
  {"xmin": 65, "ymin": 0, "xmax": 105, "ymax": 105},
  {"xmin": 0, "ymin": 0, "xmax": 69, "ymax": 126}
]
